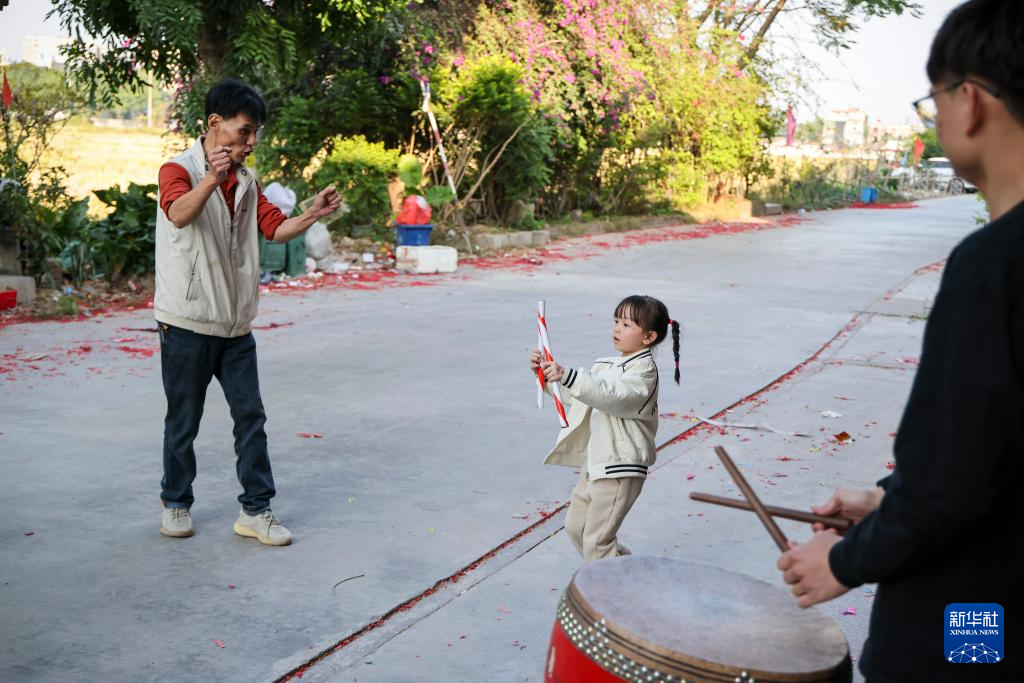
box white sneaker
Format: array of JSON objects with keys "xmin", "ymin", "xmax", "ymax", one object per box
[
  {"xmin": 160, "ymin": 507, "xmax": 194, "ymax": 538},
  {"xmin": 616, "ymin": 543, "xmax": 632, "ymax": 556},
  {"xmin": 233, "ymin": 508, "xmax": 292, "ymax": 546}
]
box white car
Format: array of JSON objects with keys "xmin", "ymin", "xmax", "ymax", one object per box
[{"xmin": 925, "ymin": 157, "xmax": 977, "ymax": 194}]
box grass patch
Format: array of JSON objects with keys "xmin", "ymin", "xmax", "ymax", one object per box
[{"xmin": 38, "ymin": 119, "xmax": 188, "ymax": 216}]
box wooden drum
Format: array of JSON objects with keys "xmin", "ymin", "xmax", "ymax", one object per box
[{"xmin": 545, "ymin": 556, "xmax": 851, "ymax": 683}]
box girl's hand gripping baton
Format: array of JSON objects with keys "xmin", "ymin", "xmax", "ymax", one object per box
[{"xmin": 537, "ymin": 300, "xmax": 569, "ymax": 428}]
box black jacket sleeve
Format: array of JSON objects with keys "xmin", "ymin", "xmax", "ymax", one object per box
[{"xmin": 829, "ymin": 245, "xmax": 1024, "ymax": 588}]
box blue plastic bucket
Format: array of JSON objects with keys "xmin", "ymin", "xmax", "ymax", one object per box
[
  {"xmin": 396, "ymin": 224, "xmax": 433, "ymax": 246},
  {"xmin": 859, "ymin": 187, "xmax": 879, "ymax": 204}
]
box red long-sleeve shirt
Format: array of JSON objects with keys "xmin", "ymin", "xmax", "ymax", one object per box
[{"xmin": 158, "ymin": 162, "xmax": 287, "ymax": 240}]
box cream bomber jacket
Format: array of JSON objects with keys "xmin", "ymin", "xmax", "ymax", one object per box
[
  {"xmin": 154, "ymin": 138, "xmax": 262, "ymax": 338},
  {"xmin": 543, "ymin": 349, "xmax": 659, "ymax": 480}
]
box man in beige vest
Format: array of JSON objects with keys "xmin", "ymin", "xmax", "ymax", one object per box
[{"xmin": 155, "ymin": 78, "xmax": 340, "ymax": 545}]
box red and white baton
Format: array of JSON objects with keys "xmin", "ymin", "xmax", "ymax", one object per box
[
  {"xmin": 537, "ymin": 300, "xmax": 569, "ymax": 428},
  {"xmin": 537, "ymin": 305, "xmax": 545, "ymax": 410}
]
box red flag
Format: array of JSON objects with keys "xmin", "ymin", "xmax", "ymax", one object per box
[
  {"xmin": 912, "ymin": 136, "xmax": 925, "ymax": 164},
  {"xmin": 785, "ymin": 106, "xmax": 796, "ymax": 146},
  {"xmin": 1, "ymin": 72, "xmax": 12, "ymax": 110}
]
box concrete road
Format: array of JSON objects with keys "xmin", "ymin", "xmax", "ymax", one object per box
[{"xmin": 0, "ymin": 196, "xmax": 980, "ymax": 681}]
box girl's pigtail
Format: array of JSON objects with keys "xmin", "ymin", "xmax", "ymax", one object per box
[{"xmin": 670, "ymin": 319, "xmax": 681, "ymax": 384}]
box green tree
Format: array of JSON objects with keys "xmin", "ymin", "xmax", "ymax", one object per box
[
  {"xmin": 50, "ymin": 0, "xmax": 409, "ymax": 102},
  {"xmin": 693, "ymin": 0, "xmax": 922, "ymax": 61},
  {"xmin": 909, "ymin": 128, "xmax": 943, "ymax": 161},
  {"xmin": 446, "ymin": 56, "xmax": 554, "ymax": 221},
  {"xmin": 50, "ymin": 0, "xmax": 419, "ymax": 180},
  {"xmin": 0, "ymin": 63, "xmax": 82, "ymax": 187},
  {"xmin": 0, "ymin": 62, "xmax": 85, "ymax": 275},
  {"xmin": 796, "ymin": 117, "xmax": 825, "ymax": 144}
]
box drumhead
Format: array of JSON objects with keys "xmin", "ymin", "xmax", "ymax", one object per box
[{"xmin": 568, "ymin": 556, "xmax": 849, "ymax": 681}]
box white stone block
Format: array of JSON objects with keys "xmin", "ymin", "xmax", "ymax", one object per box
[
  {"xmin": 396, "ymin": 246, "xmax": 458, "ymax": 274},
  {"xmin": 478, "ymin": 234, "xmax": 508, "ymax": 250},
  {"xmin": 507, "ymin": 231, "xmax": 533, "ymax": 247},
  {"xmin": 0, "ymin": 275, "xmax": 35, "ymax": 304}
]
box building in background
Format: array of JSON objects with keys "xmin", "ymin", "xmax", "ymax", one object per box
[
  {"xmin": 21, "ymin": 35, "xmax": 71, "ymax": 68},
  {"xmin": 768, "ymin": 113, "xmax": 922, "ymax": 163},
  {"xmin": 823, "ymin": 109, "xmax": 869, "ymax": 150},
  {"xmin": 869, "ymin": 121, "xmax": 922, "ymax": 163}
]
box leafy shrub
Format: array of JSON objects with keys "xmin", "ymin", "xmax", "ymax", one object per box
[
  {"xmin": 750, "ymin": 161, "xmax": 858, "ymax": 211},
  {"xmin": 50, "ymin": 198, "xmax": 92, "ymax": 284},
  {"xmin": 1, "ymin": 63, "xmax": 84, "ymax": 277},
  {"xmin": 423, "ymin": 184, "xmax": 455, "ymax": 208},
  {"xmin": 312, "ymin": 135, "xmax": 399, "ymax": 238},
  {"xmin": 86, "ymin": 183, "xmax": 158, "ymax": 282},
  {"xmin": 449, "ymin": 56, "xmax": 553, "ymax": 219},
  {"xmin": 57, "ymin": 184, "xmax": 158, "ymax": 285},
  {"xmin": 254, "ymin": 69, "xmax": 415, "ymax": 188}
]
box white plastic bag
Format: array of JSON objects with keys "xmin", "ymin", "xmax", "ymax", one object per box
[
  {"xmin": 305, "ymin": 222, "xmax": 333, "ymax": 260},
  {"xmin": 263, "ymin": 182, "xmax": 297, "ymax": 216}
]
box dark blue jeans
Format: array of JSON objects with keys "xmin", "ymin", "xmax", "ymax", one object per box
[{"xmin": 160, "ymin": 323, "xmax": 275, "ymax": 514}]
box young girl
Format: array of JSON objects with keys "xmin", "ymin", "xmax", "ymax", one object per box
[{"xmin": 530, "ymin": 295, "xmax": 680, "ymax": 562}]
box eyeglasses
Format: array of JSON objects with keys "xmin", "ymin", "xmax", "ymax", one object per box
[{"xmin": 912, "ymin": 79, "xmax": 1003, "ymax": 128}]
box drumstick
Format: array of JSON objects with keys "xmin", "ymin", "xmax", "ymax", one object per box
[
  {"xmin": 714, "ymin": 446, "xmax": 789, "ymax": 552},
  {"xmin": 689, "ymin": 492, "xmax": 852, "ymax": 532}
]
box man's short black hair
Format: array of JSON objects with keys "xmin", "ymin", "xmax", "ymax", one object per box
[
  {"xmin": 927, "ymin": 0, "xmax": 1024, "ymax": 124},
  {"xmin": 204, "ymin": 78, "xmax": 268, "ymax": 126}
]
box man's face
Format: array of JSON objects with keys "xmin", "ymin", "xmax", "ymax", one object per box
[
  {"xmin": 933, "ymin": 81, "xmax": 982, "ymax": 184},
  {"xmin": 208, "ymin": 113, "xmax": 261, "ymax": 165}
]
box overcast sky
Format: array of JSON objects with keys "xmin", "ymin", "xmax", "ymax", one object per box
[
  {"xmin": 0, "ymin": 1, "xmax": 54, "ymax": 60},
  {"xmin": 1, "ymin": 0, "xmax": 962, "ymax": 125},
  {"xmin": 789, "ymin": 0, "xmax": 963, "ymax": 125}
]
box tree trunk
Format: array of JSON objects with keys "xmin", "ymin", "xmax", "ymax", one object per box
[
  {"xmin": 198, "ymin": 25, "xmax": 227, "ymax": 75},
  {"xmin": 694, "ymin": 1, "xmax": 721, "ymax": 29},
  {"xmin": 744, "ymin": 0, "xmax": 786, "ymax": 62}
]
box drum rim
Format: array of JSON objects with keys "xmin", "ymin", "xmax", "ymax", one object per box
[{"xmin": 564, "ymin": 575, "xmax": 850, "ymax": 683}]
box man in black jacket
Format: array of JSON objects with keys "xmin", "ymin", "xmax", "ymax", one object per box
[{"xmin": 777, "ymin": 1, "xmax": 1024, "ymax": 680}]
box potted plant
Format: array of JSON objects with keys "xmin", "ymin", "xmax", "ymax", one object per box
[{"xmin": 394, "ymin": 154, "xmax": 455, "ymax": 246}]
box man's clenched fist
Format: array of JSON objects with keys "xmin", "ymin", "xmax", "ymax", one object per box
[
  {"xmin": 205, "ymin": 145, "xmax": 232, "ymax": 184},
  {"xmin": 309, "ymin": 186, "xmax": 343, "ymax": 219}
]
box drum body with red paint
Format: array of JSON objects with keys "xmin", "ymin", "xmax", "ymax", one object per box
[{"xmin": 545, "ymin": 556, "xmax": 851, "ymax": 683}]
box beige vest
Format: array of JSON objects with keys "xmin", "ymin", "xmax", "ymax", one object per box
[{"xmin": 154, "ymin": 138, "xmax": 262, "ymax": 337}]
